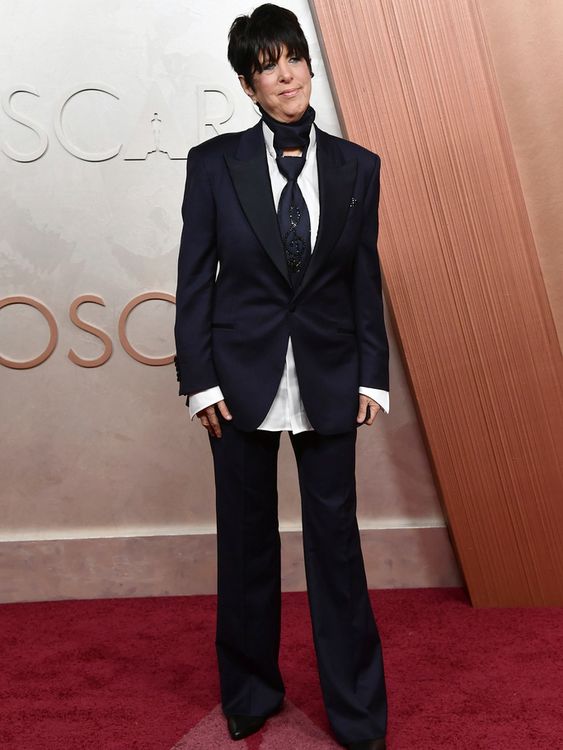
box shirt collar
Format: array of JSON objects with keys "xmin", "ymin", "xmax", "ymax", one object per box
[{"xmin": 262, "ymin": 119, "xmax": 317, "ymax": 159}]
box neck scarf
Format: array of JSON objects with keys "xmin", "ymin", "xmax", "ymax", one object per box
[{"xmin": 259, "ymin": 104, "xmax": 316, "ymax": 154}]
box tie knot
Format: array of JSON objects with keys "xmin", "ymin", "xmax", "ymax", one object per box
[{"xmin": 275, "ymin": 151, "xmax": 306, "ymax": 182}]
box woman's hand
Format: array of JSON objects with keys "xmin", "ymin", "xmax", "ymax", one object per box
[
  {"xmin": 196, "ymin": 400, "xmax": 232, "ymax": 438},
  {"xmin": 356, "ymin": 394, "xmax": 381, "ymax": 426}
]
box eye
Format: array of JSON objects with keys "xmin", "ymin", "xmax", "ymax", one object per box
[
  {"xmin": 289, "ymin": 56, "xmax": 301, "ymax": 63},
  {"xmin": 261, "ymin": 61, "xmax": 276, "ymax": 72}
]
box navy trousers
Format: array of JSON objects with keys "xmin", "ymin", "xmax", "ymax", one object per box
[{"xmin": 208, "ymin": 416, "xmax": 387, "ymax": 744}]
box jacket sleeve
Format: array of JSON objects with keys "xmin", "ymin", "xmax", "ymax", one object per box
[
  {"xmin": 354, "ymin": 155, "xmax": 389, "ymax": 391},
  {"xmin": 174, "ymin": 146, "xmax": 219, "ymax": 396}
]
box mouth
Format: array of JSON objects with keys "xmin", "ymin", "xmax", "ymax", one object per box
[{"xmin": 279, "ymin": 88, "xmax": 301, "ymax": 98}]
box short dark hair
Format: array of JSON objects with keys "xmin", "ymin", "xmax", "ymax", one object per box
[{"xmin": 227, "ymin": 3, "xmax": 313, "ymax": 89}]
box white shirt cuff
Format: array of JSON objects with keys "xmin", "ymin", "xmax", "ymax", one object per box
[
  {"xmin": 359, "ymin": 387, "xmax": 389, "ymax": 414},
  {"xmin": 188, "ymin": 386, "xmax": 224, "ymax": 420}
]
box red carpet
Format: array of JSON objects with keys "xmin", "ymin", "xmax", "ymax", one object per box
[{"xmin": 0, "ymin": 588, "xmax": 561, "ymax": 749}]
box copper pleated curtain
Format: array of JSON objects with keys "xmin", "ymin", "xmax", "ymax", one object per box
[{"xmin": 310, "ymin": 0, "xmax": 563, "ymax": 606}]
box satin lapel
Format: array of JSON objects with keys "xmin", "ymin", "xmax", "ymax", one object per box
[
  {"xmin": 294, "ymin": 126, "xmax": 357, "ymax": 299},
  {"xmin": 225, "ymin": 122, "xmax": 291, "ymax": 287}
]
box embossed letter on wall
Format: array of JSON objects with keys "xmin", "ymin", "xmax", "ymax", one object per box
[
  {"xmin": 1, "ymin": 293, "xmax": 175, "ymax": 369},
  {"xmin": 1, "ymin": 83, "xmax": 238, "ymax": 162}
]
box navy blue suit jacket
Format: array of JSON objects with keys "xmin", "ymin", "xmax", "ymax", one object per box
[{"xmin": 174, "ymin": 121, "xmax": 389, "ymax": 435}]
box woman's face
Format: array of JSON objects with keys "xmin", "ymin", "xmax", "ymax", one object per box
[{"xmin": 240, "ymin": 45, "xmax": 312, "ymax": 123}]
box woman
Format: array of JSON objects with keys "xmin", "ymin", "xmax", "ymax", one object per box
[{"xmin": 174, "ymin": 5, "xmax": 389, "ymax": 749}]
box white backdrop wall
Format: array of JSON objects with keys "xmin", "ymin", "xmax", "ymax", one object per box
[{"xmin": 0, "ymin": 0, "xmax": 460, "ymax": 602}]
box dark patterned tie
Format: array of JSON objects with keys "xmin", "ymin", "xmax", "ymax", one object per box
[{"xmin": 275, "ymin": 149, "xmax": 311, "ymax": 289}]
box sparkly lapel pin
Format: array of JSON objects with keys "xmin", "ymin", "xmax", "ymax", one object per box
[{"xmin": 349, "ymin": 197, "xmax": 358, "ymax": 208}]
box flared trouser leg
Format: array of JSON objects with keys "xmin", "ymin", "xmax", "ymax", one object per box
[
  {"xmin": 208, "ymin": 418, "xmax": 285, "ymax": 716},
  {"xmin": 288, "ymin": 428, "xmax": 388, "ymax": 744}
]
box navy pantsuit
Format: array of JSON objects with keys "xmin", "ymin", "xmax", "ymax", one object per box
[{"xmin": 174, "ymin": 120, "xmax": 389, "ymax": 743}]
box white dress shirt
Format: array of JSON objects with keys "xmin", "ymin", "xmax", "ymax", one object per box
[{"xmin": 188, "ymin": 123, "xmax": 389, "ymax": 431}]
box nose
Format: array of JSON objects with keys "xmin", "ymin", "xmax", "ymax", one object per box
[{"xmin": 277, "ymin": 59, "xmax": 293, "ymax": 81}]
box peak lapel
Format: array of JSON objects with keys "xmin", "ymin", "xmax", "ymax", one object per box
[
  {"xmin": 225, "ymin": 122, "xmax": 291, "ymax": 287},
  {"xmin": 294, "ymin": 126, "xmax": 357, "ymax": 299}
]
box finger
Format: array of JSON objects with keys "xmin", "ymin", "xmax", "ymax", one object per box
[
  {"xmin": 356, "ymin": 399, "xmax": 367, "ymax": 423},
  {"xmin": 197, "ymin": 413, "xmax": 215, "ymax": 437},
  {"xmin": 217, "ymin": 400, "xmax": 232, "ymax": 420},
  {"xmin": 365, "ymin": 402, "xmax": 380, "ymax": 425},
  {"xmin": 206, "ymin": 406, "xmax": 222, "ymax": 438}
]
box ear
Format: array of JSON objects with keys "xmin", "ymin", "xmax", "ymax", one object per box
[{"xmin": 238, "ymin": 74, "xmax": 256, "ymax": 102}]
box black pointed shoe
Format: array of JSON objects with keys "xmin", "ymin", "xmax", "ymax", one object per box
[
  {"xmin": 344, "ymin": 739, "xmax": 386, "ymax": 750},
  {"xmin": 226, "ymin": 700, "xmax": 284, "ymax": 741},
  {"xmin": 227, "ymin": 714, "xmax": 268, "ymax": 741}
]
